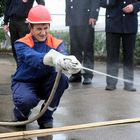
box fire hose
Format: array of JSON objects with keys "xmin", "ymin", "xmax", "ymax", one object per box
[
  {"xmin": 0, "ymin": 66, "xmax": 135, "ymax": 126},
  {"xmin": 0, "ymin": 66, "xmax": 140, "ymax": 139},
  {"xmin": 0, "ymin": 70, "xmax": 62, "ymax": 126}
]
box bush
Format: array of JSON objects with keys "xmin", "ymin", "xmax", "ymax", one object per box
[
  {"xmin": 0, "ymin": 27, "xmax": 5, "ymax": 42},
  {"xmin": 94, "ymin": 32, "xmax": 106, "ymax": 60},
  {"xmin": 50, "ymin": 30, "xmax": 70, "ymax": 52},
  {"xmin": 135, "ymin": 34, "xmax": 140, "ymax": 65},
  {"xmin": 1, "ymin": 29, "xmax": 140, "ymax": 65},
  {"xmin": 50, "ymin": 30, "xmax": 106, "ymax": 57}
]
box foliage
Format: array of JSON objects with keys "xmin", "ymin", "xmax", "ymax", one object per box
[
  {"xmin": 0, "ymin": 28, "xmax": 5, "ymax": 42},
  {"xmin": 50, "ymin": 30, "xmax": 70, "ymax": 52},
  {"xmin": 50, "ymin": 30, "xmax": 140, "ymax": 64},
  {"xmin": 94, "ymin": 32, "xmax": 106, "ymax": 57},
  {"xmin": 135, "ymin": 34, "xmax": 140, "ymax": 65},
  {"xmin": 0, "ymin": 0, "xmax": 5, "ymax": 17},
  {"xmin": 50, "ymin": 30, "xmax": 107, "ymax": 57},
  {"xmin": 0, "ymin": 29, "xmax": 140, "ymax": 64}
]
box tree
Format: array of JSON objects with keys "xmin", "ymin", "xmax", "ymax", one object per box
[{"xmin": 0, "ymin": 0, "xmax": 6, "ymax": 17}]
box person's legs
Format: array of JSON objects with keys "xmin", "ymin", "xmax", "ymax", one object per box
[
  {"xmin": 9, "ymin": 20, "xmax": 19, "ymax": 64},
  {"xmin": 82, "ymin": 25, "xmax": 94, "ymax": 84},
  {"xmin": 11, "ymin": 82, "xmax": 40, "ymax": 121},
  {"xmin": 9, "ymin": 20, "xmax": 29, "ymax": 66},
  {"xmin": 69, "ymin": 26, "xmax": 82, "ymax": 82},
  {"xmin": 69, "ymin": 26, "xmax": 94, "ymax": 84},
  {"xmin": 17, "ymin": 20, "xmax": 30, "ymax": 37},
  {"xmin": 122, "ymin": 33, "xmax": 136, "ymax": 91},
  {"xmin": 37, "ymin": 72, "xmax": 69, "ymax": 128},
  {"xmin": 106, "ymin": 32, "xmax": 121, "ymax": 90}
]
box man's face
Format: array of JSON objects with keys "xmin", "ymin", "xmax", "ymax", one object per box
[{"xmin": 30, "ymin": 23, "xmax": 50, "ymax": 42}]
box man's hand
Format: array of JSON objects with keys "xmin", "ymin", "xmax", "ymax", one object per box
[
  {"xmin": 3, "ymin": 25, "xmax": 9, "ymax": 33},
  {"xmin": 122, "ymin": 4, "xmax": 134, "ymax": 13},
  {"xmin": 57, "ymin": 55, "xmax": 81, "ymax": 74},
  {"xmin": 89, "ymin": 18, "xmax": 96, "ymax": 28},
  {"xmin": 43, "ymin": 49, "xmax": 81, "ymax": 74}
]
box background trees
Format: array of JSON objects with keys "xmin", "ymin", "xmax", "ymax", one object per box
[{"xmin": 0, "ymin": 0, "xmax": 5, "ymax": 17}]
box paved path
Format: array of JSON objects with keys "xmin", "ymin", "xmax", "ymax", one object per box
[{"xmin": 0, "ymin": 54, "xmax": 140, "ymax": 140}]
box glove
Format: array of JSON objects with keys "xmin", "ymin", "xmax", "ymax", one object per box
[
  {"xmin": 57, "ymin": 55, "xmax": 81, "ymax": 74},
  {"xmin": 43, "ymin": 49, "xmax": 81, "ymax": 74}
]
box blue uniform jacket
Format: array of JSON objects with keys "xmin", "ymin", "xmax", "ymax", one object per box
[
  {"xmin": 13, "ymin": 34, "xmax": 67, "ymax": 82},
  {"xmin": 105, "ymin": 0, "xmax": 140, "ymax": 33}
]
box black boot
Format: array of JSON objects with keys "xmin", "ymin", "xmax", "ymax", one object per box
[
  {"xmin": 105, "ymin": 85, "xmax": 116, "ymax": 91},
  {"xmin": 124, "ymin": 85, "xmax": 136, "ymax": 92},
  {"xmin": 82, "ymin": 78, "xmax": 92, "ymax": 85},
  {"xmin": 69, "ymin": 72, "xmax": 82, "ymax": 83}
]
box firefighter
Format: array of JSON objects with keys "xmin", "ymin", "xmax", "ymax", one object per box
[{"xmin": 11, "ymin": 5, "xmax": 81, "ymax": 129}]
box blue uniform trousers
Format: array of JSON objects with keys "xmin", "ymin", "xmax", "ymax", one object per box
[{"xmin": 11, "ymin": 72, "xmax": 69, "ymax": 125}]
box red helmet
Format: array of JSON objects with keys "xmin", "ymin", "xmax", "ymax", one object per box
[{"xmin": 26, "ymin": 5, "xmax": 52, "ymax": 24}]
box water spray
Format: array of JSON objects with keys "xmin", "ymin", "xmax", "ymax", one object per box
[
  {"xmin": 81, "ymin": 66, "xmax": 133, "ymax": 84},
  {"xmin": 0, "ymin": 65, "xmax": 136, "ymax": 126}
]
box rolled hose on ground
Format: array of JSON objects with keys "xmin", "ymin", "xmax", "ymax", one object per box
[{"xmin": 0, "ymin": 70, "xmax": 62, "ymax": 126}]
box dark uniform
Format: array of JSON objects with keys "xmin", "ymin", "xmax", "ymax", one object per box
[
  {"xmin": 3, "ymin": 0, "xmax": 45, "ymax": 65},
  {"xmin": 104, "ymin": 0, "xmax": 140, "ymax": 91},
  {"xmin": 65, "ymin": 0, "xmax": 100, "ymax": 84}
]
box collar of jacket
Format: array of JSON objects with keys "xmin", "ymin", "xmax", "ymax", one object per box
[{"xmin": 18, "ymin": 33, "xmax": 62, "ymax": 49}]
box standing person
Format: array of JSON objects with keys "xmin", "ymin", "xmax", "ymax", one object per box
[
  {"xmin": 3, "ymin": 0, "xmax": 45, "ymax": 66},
  {"xmin": 103, "ymin": 0, "xmax": 140, "ymax": 91},
  {"xmin": 65, "ymin": 0, "xmax": 100, "ymax": 85},
  {"xmin": 11, "ymin": 5, "xmax": 81, "ymax": 129}
]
